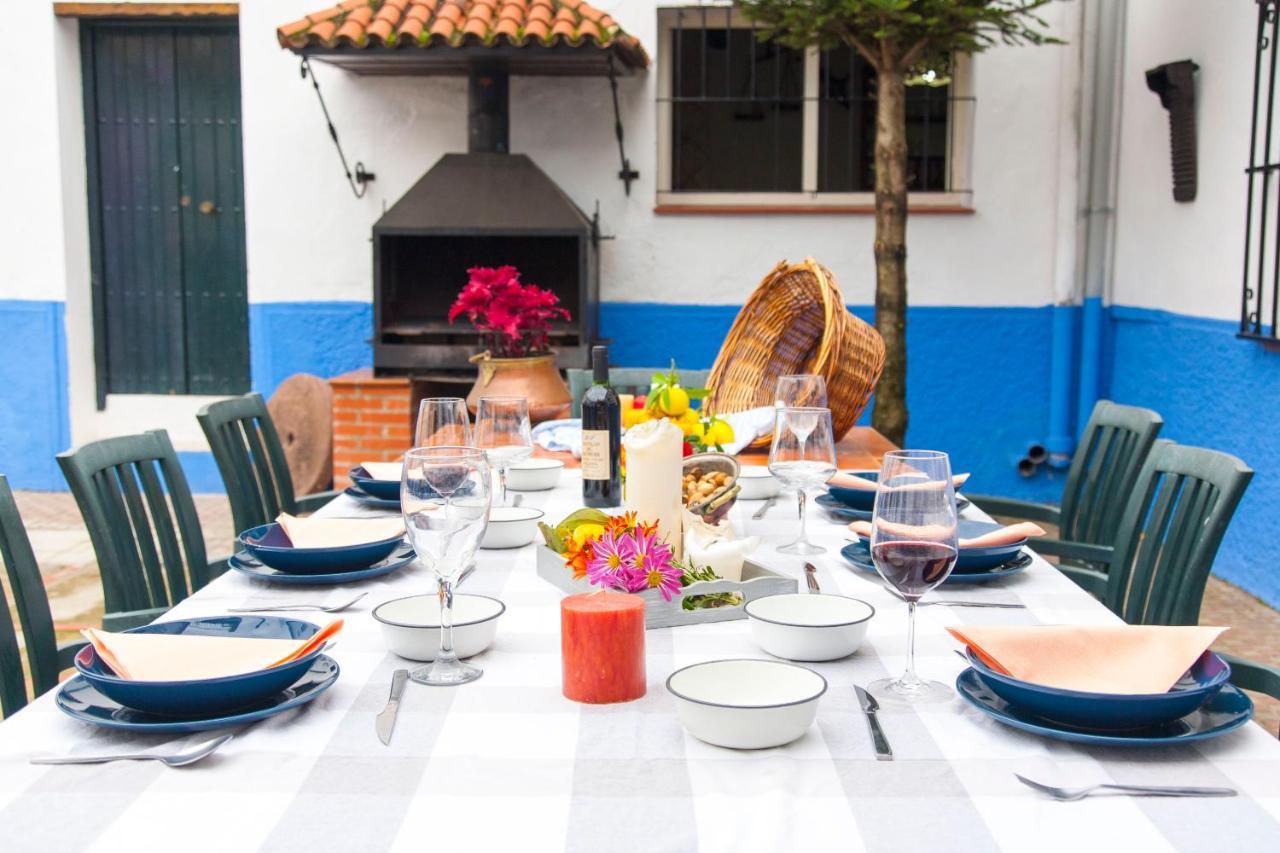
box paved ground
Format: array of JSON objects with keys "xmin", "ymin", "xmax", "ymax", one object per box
[{"xmin": 8, "ymin": 491, "xmax": 1280, "ymax": 734}]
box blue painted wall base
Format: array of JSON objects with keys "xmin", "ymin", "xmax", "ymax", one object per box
[{"xmin": 0, "ymin": 301, "xmax": 69, "ymax": 491}]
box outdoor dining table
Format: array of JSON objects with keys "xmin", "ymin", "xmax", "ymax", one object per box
[{"xmin": 1, "ymin": 462, "xmax": 1278, "ymax": 851}]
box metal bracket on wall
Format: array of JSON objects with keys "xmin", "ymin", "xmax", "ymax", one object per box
[
  {"xmin": 301, "ymin": 57, "xmax": 376, "ymax": 199},
  {"xmin": 1145, "ymin": 59, "xmax": 1199, "ymax": 202},
  {"xmin": 607, "ymin": 52, "xmax": 639, "ymax": 195}
]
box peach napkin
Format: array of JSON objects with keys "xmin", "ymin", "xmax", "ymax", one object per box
[
  {"xmin": 276, "ymin": 513, "xmax": 404, "ymax": 549},
  {"xmin": 81, "ymin": 619, "xmax": 343, "ymax": 681},
  {"xmin": 360, "ymin": 461, "xmax": 403, "ymax": 481},
  {"xmin": 849, "ymin": 520, "xmax": 1044, "ymax": 547},
  {"xmin": 830, "ymin": 471, "xmax": 969, "ymax": 491},
  {"xmin": 947, "ymin": 624, "xmax": 1227, "ymax": 694}
]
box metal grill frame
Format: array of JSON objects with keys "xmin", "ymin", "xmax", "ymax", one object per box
[{"xmin": 1241, "ymin": 0, "xmax": 1280, "ymax": 344}]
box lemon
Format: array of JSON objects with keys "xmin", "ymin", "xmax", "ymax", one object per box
[
  {"xmin": 677, "ymin": 410, "xmax": 704, "ymax": 439},
  {"xmin": 622, "ymin": 407, "xmax": 650, "ymax": 429},
  {"xmin": 703, "ymin": 420, "xmax": 735, "ymax": 446},
  {"xmin": 658, "ymin": 385, "xmax": 691, "ymax": 417},
  {"xmin": 572, "ymin": 523, "xmax": 605, "ymax": 545}
]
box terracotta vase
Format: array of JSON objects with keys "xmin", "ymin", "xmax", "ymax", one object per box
[{"xmin": 466, "ymin": 352, "xmax": 572, "ymax": 423}]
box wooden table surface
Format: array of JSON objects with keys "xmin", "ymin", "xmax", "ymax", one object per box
[{"xmin": 534, "ymin": 426, "xmax": 896, "ymax": 470}]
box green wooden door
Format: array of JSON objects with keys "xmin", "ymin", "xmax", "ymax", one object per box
[{"xmin": 83, "ymin": 21, "xmax": 249, "ymax": 403}]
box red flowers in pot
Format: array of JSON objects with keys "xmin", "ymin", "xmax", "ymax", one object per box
[{"xmin": 448, "ymin": 266, "xmax": 571, "ymax": 358}]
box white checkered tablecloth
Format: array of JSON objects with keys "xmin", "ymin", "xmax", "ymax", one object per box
[{"xmin": 1, "ymin": 473, "xmax": 1278, "ymax": 852}]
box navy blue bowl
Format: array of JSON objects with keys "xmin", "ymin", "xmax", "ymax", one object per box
[
  {"xmin": 853, "ymin": 519, "xmax": 1024, "ymax": 573},
  {"xmin": 825, "ymin": 470, "xmax": 880, "ymax": 511},
  {"xmin": 964, "ymin": 647, "xmax": 1231, "ymax": 730},
  {"xmin": 238, "ymin": 522, "xmax": 404, "ymax": 573},
  {"xmin": 349, "ymin": 466, "xmax": 402, "ymax": 501},
  {"xmin": 74, "ymin": 615, "xmax": 323, "ymax": 718}
]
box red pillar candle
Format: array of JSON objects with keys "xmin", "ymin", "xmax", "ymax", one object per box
[{"xmin": 561, "ymin": 590, "xmax": 646, "ymax": 704}]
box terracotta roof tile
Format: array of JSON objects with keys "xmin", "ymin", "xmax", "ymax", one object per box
[{"xmin": 278, "ymin": 0, "xmax": 649, "ymax": 69}]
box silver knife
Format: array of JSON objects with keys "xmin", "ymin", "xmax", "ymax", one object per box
[
  {"xmin": 854, "ymin": 684, "xmax": 893, "ymax": 761},
  {"xmin": 376, "ymin": 669, "xmax": 409, "ymax": 745},
  {"xmin": 752, "ymin": 495, "xmax": 779, "ymax": 520}
]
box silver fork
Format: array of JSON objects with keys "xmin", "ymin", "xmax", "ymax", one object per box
[
  {"xmin": 229, "ymin": 592, "xmax": 367, "ymax": 613},
  {"xmin": 1015, "ymin": 774, "xmax": 1236, "ymax": 801}
]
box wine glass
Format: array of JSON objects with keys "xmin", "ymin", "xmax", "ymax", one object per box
[
  {"xmin": 401, "ymin": 446, "xmax": 492, "ymax": 686},
  {"xmin": 775, "ymin": 374, "xmax": 829, "ymax": 409},
  {"xmin": 768, "ymin": 407, "xmax": 837, "ymax": 555},
  {"xmin": 416, "ymin": 397, "xmax": 472, "ymax": 447},
  {"xmin": 474, "ymin": 396, "xmax": 533, "ymax": 506},
  {"xmin": 868, "ymin": 450, "xmax": 959, "ymax": 703}
]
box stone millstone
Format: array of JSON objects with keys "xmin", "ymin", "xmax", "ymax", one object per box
[{"xmin": 267, "ymin": 374, "xmax": 333, "ymax": 495}]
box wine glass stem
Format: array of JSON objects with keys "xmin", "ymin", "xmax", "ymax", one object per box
[
  {"xmin": 796, "ymin": 488, "xmax": 809, "ymax": 546},
  {"xmin": 904, "ymin": 600, "xmax": 919, "ymax": 686},
  {"xmin": 437, "ymin": 575, "xmax": 459, "ymax": 664},
  {"xmin": 498, "ymin": 466, "xmax": 509, "ymax": 507}
]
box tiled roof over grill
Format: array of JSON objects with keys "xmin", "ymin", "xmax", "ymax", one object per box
[{"xmin": 278, "ymin": 0, "xmax": 649, "ymax": 70}]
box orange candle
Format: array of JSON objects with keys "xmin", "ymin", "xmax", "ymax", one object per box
[{"xmin": 561, "ymin": 590, "xmax": 646, "ymax": 704}]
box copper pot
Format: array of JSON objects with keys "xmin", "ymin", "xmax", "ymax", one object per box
[{"xmin": 465, "ymin": 352, "xmax": 572, "ymax": 423}]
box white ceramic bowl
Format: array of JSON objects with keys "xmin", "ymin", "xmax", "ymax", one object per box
[
  {"xmin": 666, "ymin": 659, "xmax": 826, "ymax": 749},
  {"xmin": 506, "ymin": 458, "xmax": 565, "ymax": 491},
  {"xmin": 736, "ymin": 465, "xmax": 781, "ymax": 500},
  {"xmin": 744, "ymin": 593, "xmax": 875, "ymax": 661},
  {"xmin": 374, "ymin": 593, "xmax": 505, "ymax": 661},
  {"xmin": 481, "ymin": 506, "xmax": 545, "ymax": 549}
]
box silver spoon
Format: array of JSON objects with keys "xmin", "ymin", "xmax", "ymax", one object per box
[
  {"xmin": 1014, "ymin": 774, "xmax": 1236, "ymax": 802},
  {"xmin": 229, "ymin": 592, "xmax": 367, "ymax": 613},
  {"xmin": 30, "ymin": 733, "xmax": 233, "ymax": 767}
]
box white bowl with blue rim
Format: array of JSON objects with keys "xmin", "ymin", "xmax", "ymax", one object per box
[
  {"xmin": 238, "ymin": 522, "xmax": 404, "ymax": 573},
  {"xmin": 506, "ymin": 458, "xmax": 565, "ymax": 491},
  {"xmin": 744, "ymin": 593, "xmax": 875, "ymax": 661},
  {"xmin": 374, "ymin": 593, "xmax": 505, "ymax": 661},
  {"xmin": 666, "ymin": 659, "xmax": 826, "ymax": 749},
  {"xmin": 962, "ymin": 647, "xmax": 1232, "ymax": 729},
  {"xmin": 73, "ymin": 615, "xmax": 325, "ymax": 717}
]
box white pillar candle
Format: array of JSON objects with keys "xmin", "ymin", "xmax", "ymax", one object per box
[{"xmin": 623, "ymin": 418, "xmax": 684, "ymax": 559}]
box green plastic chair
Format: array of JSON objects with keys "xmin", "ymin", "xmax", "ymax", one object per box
[
  {"xmin": 0, "ymin": 475, "xmax": 86, "ymax": 718},
  {"xmin": 969, "ymin": 400, "xmax": 1164, "ymax": 576},
  {"xmin": 57, "ymin": 430, "xmax": 227, "ymax": 631},
  {"xmin": 197, "ymin": 393, "xmax": 340, "ymax": 535},
  {"xmin": 567, "ymin": 368, "xmax": 712, "ymax": 417}
]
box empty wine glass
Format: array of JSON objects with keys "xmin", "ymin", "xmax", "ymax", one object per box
[
  {"xmin": 768, "ymin": 407, "xmax": 837, "ymax": 555},
  {"xmin": 868, "ymin": 450, "xmax": 959, "ymax": 703},
  {"xmin": 775, "ymin": 374, "xmax": 829, "ymax": 409},
  {"xmin": 474, "ymin": 396, "xmax": 533, "ymax": 506},
  {"xmin": 401, "ymin": 446, "xmax": 492, "ymax": 686},
  {"xmin": 416, "ymin": 397, "xmax": 472, "ymax": 447}
]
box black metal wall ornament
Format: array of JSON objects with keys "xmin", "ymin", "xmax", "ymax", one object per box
[
  {"xmin": 1146, "ymin": 59, "xmax": 1200, "ymax": 202},
  {"xmin": 607, "ymin": 51, "xmax": 640, "ymax": 195},
  {"xmin": 300, "ymin": 57, "xmax": 376, "ymax": 199}
]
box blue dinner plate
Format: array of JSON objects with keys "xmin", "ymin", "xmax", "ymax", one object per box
[
  {"xmin": 229, "ymin": 542, "xmax": 415, "ymax": 585},
  {"xmin": 815, "ymin": 493, "xmax": 872, "ymax": 522},
  {"xmin": 840, "ymin": 541, "xmax": 1031, "ymax": 584},
  {"xmin": 74, "ymin": 615, "xmax": 323, "ymax": 717},
  {"xmin": 239, "ymin": 522, "xmax": 404, "ymax": 573},
  {"xmin": 956, "ymin": 668, "xmax": 1252, "ymax": 746},
  {"xmin": 57, "ymin": 655, "xmax": 339, "ymax": 733},
  {"xmin": 850, "ymin": 519, "xmax": 1023, "ymax": 571},
  {"xmin": 825, "ymin": 471, "xmax": 880, "ymax": 510},
  {"xmin": 349, "ymin": 467, "xmax": 402, "ymax": 501},
  {"xmin": 343, "ymin": 485, "xmax": 402, "ymax": 509},
  {"xmin": 963, "ymin": 648, "xmax": 1232, "ymax": 729}
]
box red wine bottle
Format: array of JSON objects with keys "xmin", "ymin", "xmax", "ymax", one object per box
[{"xmin": 581, "ymin": 345, "xmax": 621, "ymax": 507}]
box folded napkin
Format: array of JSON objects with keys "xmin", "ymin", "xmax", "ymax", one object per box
[
  {"xmin": 82, "ymin": 619, "xmax": 343, "ymax": 681},
  {"xmin": 276, "ymin": 513, "xmax": 405, "ymax": 549},
  {"xmin": 719, "ymin": 407, "xmax": 778, "ymax": 456},
  {"xmin": 849, "ymin": 520, "xmax": 1045, "ymax": 548},
  {"xmin": 947, "ymin": 624, "xmax": 1227, "ymax": 694},
  {"xmin": 360, "ymin": 461, "xmax": 403, "ymax": 481},
  {"xmin": 682, "ymin": 513, "xmax": 759, "ymax": 583},
  {"xmin": 532, "ymin": 418, "xmax": 582, "ymax": 457},
  {"xmin": 830, "ymin": 471, "xmax": 970, "ymax": 491}
]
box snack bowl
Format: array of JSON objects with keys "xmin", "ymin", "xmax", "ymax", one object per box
[
  {"xmin": 74, "ymin": 616, "xmax": 323, "ymax": 717},
  {"xmin": 238, "ymin": 522, "xmax": 404, "ymax": 573},
  {"xmin": 481, "ymin": 506, "xmax": 545, "ymax": 549},
  {"xmin": 736, "ymin": 465, "xmax": 782, "ymax": 500},
  {"xmin": 745, "ymin": 593, "xmax": 874, "ymax": 661},
  {"xmin": 506, "ymin": 458, "xmax": 565, "ymax": 491},
  {"xmin": 374, "ymin": 594, "xmax": 505, "ymax": 661},
  {"xmin": 964, "ymin": 648, "xmax": 1231, "ymax": 729},
  {"xmin": 683, "ymin": 453, "xmax": 741, "ymax": 524},
  {"xmin": 666, "ymin": 658, "xmax": 826, "ymax": 749}
]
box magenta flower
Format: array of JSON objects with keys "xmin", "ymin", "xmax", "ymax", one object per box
[
  {"xmin": 586, "ymin": 530, "xmax": 634, "ymax": 588},
  {"xmin": 628, "ymin": 531, "xmax": 683, "ymax": 601}
]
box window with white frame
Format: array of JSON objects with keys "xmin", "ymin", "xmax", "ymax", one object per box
[{"xmin": 656, "ymin": 7, "xmax": 973, "ymax": 209}]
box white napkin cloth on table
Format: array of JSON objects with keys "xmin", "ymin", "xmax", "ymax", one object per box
[
  {"xmin": 533, "ymin": 418, "xmax": 582, "ymax": 457},
  {"xmin": 277, "ymin": 513, "xmax": 405, "ymax": 549}
]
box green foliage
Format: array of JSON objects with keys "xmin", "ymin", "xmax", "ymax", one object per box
[{"xmin": 736, "ymin": 0, "xmax": 1061, "ymax": 72}]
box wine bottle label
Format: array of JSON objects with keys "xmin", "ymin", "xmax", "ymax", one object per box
[{"xmin": 581, "ymin": 430, "xmax": 611, "ymax": 480}]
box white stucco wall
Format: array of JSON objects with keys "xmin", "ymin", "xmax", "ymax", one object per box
[{"xmin": 1112, "ymin": 0, "xmax": 1256, "ymax": 319}]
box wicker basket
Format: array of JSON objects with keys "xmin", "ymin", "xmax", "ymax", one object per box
[{"xmin": 707, "ymin": 259, "xmax": 885, "ymax": 448}]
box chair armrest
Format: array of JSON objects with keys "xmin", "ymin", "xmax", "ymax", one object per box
[
  {"xmin": 1056, "ymin": 565, "xmax": 1109, "ymax": 599},
  {"xmin": 103, "ymin": 606, "xmax": 170, "ymax": 631},
  {"xmin": 965, "ymin": 495, "xmax": 1061, "ymax": 525},
  {"xmin": 1217, "ymin": 653, "xmax": 1280, "ymax": 700},
  {"xmin": 1032, "ymin": 539, "xmax": 1115, "ymax": 566},
  {"xmin": 56, "ymin": 639, "xmax": 89, "ymax": 672},
  {"xmin": 296, "ymin": 490, "xmax": 343, "ymax": 515}
]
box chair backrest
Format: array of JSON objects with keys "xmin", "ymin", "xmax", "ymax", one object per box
[
  {"xmin": 57, "ymin": 430, "xmax": 213, "ymax": 628},
  {"xmin": 1104, "ymin": 440, "xmax": 1253, "ymax": 626},
  {"xmin": 1059, "ymin": 400, "xmax": 1164, "ymax": 547},
  {"xmin": 0, "ymin": 475, "xmax": 62, "ymax": 718},
  {"xmin": 567, "ymin": 368, "xmax": 712, "ymax": 417},
  {"xmin": 197, "ymin": 393, "xmax": 297, "ymax": 533}
]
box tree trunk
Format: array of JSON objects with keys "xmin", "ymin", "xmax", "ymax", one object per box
[{"xmin": 871, "ymin": 67, "xmax": 909, "ymax": 447}]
